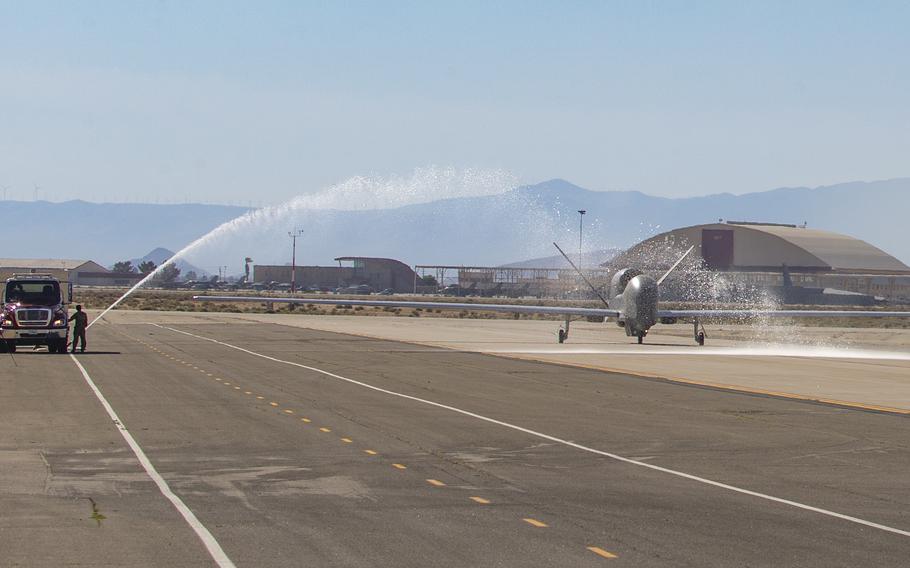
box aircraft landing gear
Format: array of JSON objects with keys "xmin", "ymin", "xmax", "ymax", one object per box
[
  {"xmin": 558, "ymin": 317, "xmax": 571, "ymax": 344},
  {"xmin": 694, "ymin": 318, "xmax": 706, "ymax": 346}
]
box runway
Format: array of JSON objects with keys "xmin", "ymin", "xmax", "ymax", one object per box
[{"xmin": 3, "ymin": 315, "xmax": 910, "ymax": 566}]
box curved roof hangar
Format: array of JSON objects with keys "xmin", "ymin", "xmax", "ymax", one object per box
[{"xmin": 615, "ymin": 222, "xmax": 910, "ymax": 274}]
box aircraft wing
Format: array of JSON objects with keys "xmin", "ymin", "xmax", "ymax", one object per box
[
  {"xmin": 657, "ymin": 309, "xmax": 910, "ymax": 319},
  {"xmin": 193, "ymin": 295, "xmax": 623, "ymax": 319}
]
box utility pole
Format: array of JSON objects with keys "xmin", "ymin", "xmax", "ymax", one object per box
[
  {"xmin": 577, "ymin": 210, "xmax": 587, "ymax": 268},
  {"xmin": 288, "ymin": 228, "xmax": 304, "ymax": 292}
]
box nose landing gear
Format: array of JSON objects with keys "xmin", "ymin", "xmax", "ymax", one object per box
[{"xmin": 558, "ymin": 316, "xmax": 571, "ymax": 344}]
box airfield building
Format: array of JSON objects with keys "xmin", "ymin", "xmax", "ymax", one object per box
[
  {"xmin": 253, "ymin": 257, "xmax": 418, "ymax": 293},
  {"xmin": 0, "ymin": 258, "xmax": 143, "ymax": 288},
  {"xmin": 609, "ymin": 222, "xmax": 910, "ymax": 303}
]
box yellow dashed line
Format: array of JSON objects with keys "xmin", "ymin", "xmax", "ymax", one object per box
[
  {"xmin": 426, "ymin": 479, "xmax": 446, "ymax": 487},
  {"xmin": 269, "ymin": 402, "xmax": 279, "ymax": 407},
  {"xmin": 206, "ymin": 373, "xmax": 213, "ymax": 377},
  {"xmin": 244, "ymin": 391, "xmax": 252, "ymax": 395},
  {"xmin": 224, "ymin": 382, "xmax": 232, "ymax": 386},
  {"xmin": 392, "ymin": 463, "xmax": 407, "ymax": 470},
  {"xmin": 283, "ymin": 409, "xmax": 294, "ymax": 414},
  {"xmin": 364, "ymin": 450, "xmax": 377, "ymax": 455},
  {"xmin": 470, "ymin": 497, "xmax": 491, "ymax": 504},
  {"xmin": 256, "ymin": 396, "xmax": 265, "ymax": 400},
  {"xmin": 234, "ymin": 386, "xmax": 241, "ymax": 390},
  {"xmin": 340, "ymin": 438, "xmax": 353, "ymax": 443},
  {"xmin": 523, "ymin": 518, "xmax": 548, "ymax": 528},
  {"xmin": 587, "ymin": 547, "xmax": 618, "ymax": 559},
  {"xmin": 319, "ymin": 427, "xmax": 331, "ymax": 433},
  {"xmin": 301, "ymin": 418, "xmax": 312, "ymax": 423}
]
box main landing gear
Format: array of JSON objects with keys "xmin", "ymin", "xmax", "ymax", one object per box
[{"xmin": 694, "ymin": 317, "xmax": 707, "ymax": 346}]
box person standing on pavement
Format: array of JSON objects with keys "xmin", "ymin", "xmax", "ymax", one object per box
[{"xmin": 69, "ymin": 305, "xmax": 88, "ymax": 353}]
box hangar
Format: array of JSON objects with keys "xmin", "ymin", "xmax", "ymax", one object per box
[{"xmin": 609, "ymin": 222, "xmax": 910, "ymax": 302}]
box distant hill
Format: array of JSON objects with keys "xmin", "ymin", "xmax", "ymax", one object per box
[
  {"xmin": 2, "ymin": 178, "xmax": 908, "ymax": 271},
  {"xmin": 128, "ymin": 248, "xmax": 206, "ymax": 278}
]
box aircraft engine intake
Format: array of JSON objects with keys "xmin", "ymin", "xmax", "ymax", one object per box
[
  {"xmin": 610, "ymin": 268, "xmax": 643, "ymax": 299},
  {"xmin": 622, "ymin": 274, "xmax": 659, "ymax": 338}
]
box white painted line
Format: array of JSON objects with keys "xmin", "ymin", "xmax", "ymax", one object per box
[
  {"xmin": 153, "ymin": 324, "xmax": 910, "ymax": 539},
  {"xmin": 481, "ymin": 346, "xmax": 910, "ymax": 361},
  {"xmin": 69, "ymin": 354, "xmax": 236, "ymax": 567}
]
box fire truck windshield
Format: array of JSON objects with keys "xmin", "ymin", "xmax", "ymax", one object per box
[{"xmin": 5, "ymin": 281, "xmax": 61, "ymax": 305}]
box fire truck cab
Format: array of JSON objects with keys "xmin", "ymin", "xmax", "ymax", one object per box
[{"xmin": 1, "ymin": 274, "xmax": 72, "ymax": 353}]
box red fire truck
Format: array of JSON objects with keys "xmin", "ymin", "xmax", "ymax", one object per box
[{"xmin": 1, "ymin": 274, "xmax": 72, "ymax": 353}]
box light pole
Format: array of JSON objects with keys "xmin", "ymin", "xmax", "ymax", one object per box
[
  {"xmin": 577, "ymin": 210, "xmax": 586, "ymax": 268},
  {"xmin": 288, "ymin": 229, "xmax": 304, "ymax": 292}
]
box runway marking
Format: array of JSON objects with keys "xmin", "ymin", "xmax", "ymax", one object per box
[
  {"xmin": 341, "ymin": 437, "xmax": 353, "ymax": 443},
  {"xmin": 155, "ymin": 324, "xmax": 910, "ymax": 539},
  {"xmin": 234, "ymin": 386, "xmax": 241, "ymax": 390},
  {"xmin": 257, "ymin": 396, "xmax": 265, "ymax": 400},
  {"xmin": 587, "ymin": 546, "xmax": 618, "ymax": 559},
  {"xmin": 470, "ymin": 496, "xmax": 491, "ymax": 504},
  {"xmin": 283, "ymin": 409, "xmax": 294, "ymax": 414},
  {"xmin": 215, "ymin": 378, "xmax": 222, "ymax": 381},
  {"xmin": 301, "ymin": 418, "xmax": 312, "ymax": 423},
  {"xmin": 392, "ymin": 463, "xmax": 407, "ymax": 470},
  {"xmin": 364, "ymin": 450, "xmax": 378, "ymax": 455},
  {"xmin": 68, "ymin": 355, "xmax": 236, "ymax": 568},
  {"xmin": 319, "ymin": 427, "xmax": 331, "ymax": 433},
  {"xmin": 426, "ymin": 479, "xmax": 446, "ymax": 487},
  {"xmin": 523, "ymin": 518, "xmax": 548, "ymax": 528},
  {"xmin": 269, "ymin": 402, "xmax": 279, "ymax": 407},
  {"xmin": 244, "ymin": 391, "xmax": 252, "ymax": 395},
  {"xmin": 224, "ymin": 382, "xmax": 231, "ymax": 385}
]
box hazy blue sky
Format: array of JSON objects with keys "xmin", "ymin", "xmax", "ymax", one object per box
[{"xmin": 1, "ymin": 1, "xmax": 907, "ymax": 204}]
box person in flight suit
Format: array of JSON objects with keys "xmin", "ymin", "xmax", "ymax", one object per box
[{"xmin": 69, "ymin": 305, "xmax": 89, "ymax": 353}]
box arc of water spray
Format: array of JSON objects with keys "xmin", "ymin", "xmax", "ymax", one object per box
[{"xmin": 87, "ymin": 168, "xmax": 524, "ymax": 328}]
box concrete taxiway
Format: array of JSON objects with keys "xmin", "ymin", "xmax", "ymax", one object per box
[{"xmin": 3, "ymin": 311, "xmax": 910, "ymax": 566}]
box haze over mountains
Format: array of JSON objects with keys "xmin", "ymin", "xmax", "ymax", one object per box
[{"xmin": 3, "ymin": 178, "xmax": 908, "ymax": 273}]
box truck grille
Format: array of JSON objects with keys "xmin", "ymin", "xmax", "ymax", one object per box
[{"xmin": 16, "ymin": 308, "xmax": 52, "ymax": 327}]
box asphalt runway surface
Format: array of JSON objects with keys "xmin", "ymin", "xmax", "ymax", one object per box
[{"xmin": 3, "ymin": 319, "xmax": 910, "ymax": 567}]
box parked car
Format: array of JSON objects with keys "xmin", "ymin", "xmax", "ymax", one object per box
[{"xmin": 334, "ymin": 284, "xmax": 373, "ymax": 295}]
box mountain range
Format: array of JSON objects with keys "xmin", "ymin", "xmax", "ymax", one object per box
[{"xmin": 1, "ymin": 178, "xmax": 908, "ymax": 272}]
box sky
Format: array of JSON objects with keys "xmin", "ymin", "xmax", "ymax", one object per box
[{"xmin": 1, "ymin": 1, "xmax": 908, "ymax": 205}]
